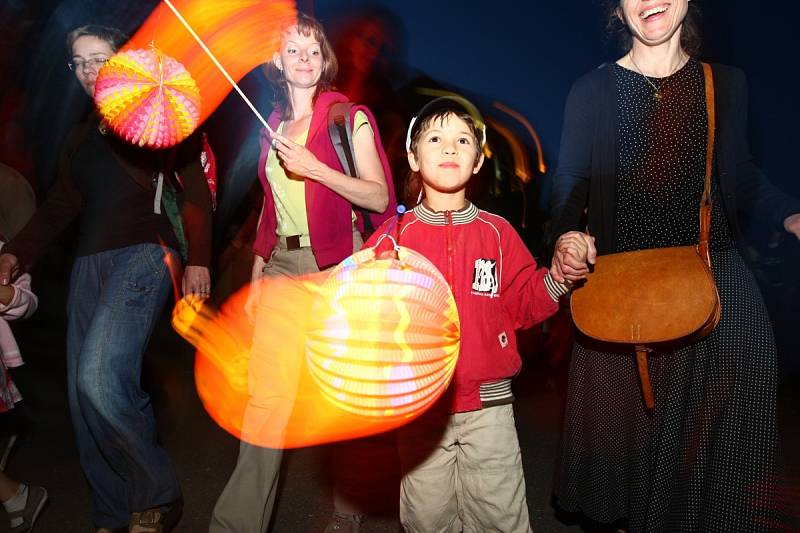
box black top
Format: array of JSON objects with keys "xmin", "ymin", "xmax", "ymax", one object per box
[
  {"xmin": 615, "ymin": 59, "xmax": 705, "ymax": 250},
  {"xmin": 5, "ymin": 112, "xmax": 212, "ymax": 268},
  {"xmin": 613, "ymin": 59, "xmax": 735, "ymax": 253},
  {"xmin": 71, "ymin": 122, "xmax": 180, "ymax": 257}
]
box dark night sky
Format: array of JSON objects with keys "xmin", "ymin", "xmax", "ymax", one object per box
[
  {"xmin": 3, "ymin": 1, "xmax": 799, "ymax": 212},
  {"xmin": 311, "ymin": 0, "xmax": 798, "ymax": 199}
]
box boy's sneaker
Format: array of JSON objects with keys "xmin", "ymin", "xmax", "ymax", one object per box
[
  {"xmin": 0, "ymin": 433, "xmax": 17, "ymax": 470},
  {"xmin": 8, "ymin": 485, "xmax": 48, "ymax": 533},
  {"xmin": 323, "ymin": 511, "xmax": 366, "ymax": 533}
]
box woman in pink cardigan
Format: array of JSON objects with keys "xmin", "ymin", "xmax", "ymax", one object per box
[{"xmin": 210, "ymin": 13, "xmax": 396, "ymax": 533}]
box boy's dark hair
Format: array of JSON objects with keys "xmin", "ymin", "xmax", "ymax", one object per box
[
  {"xmin": 406, "ymin": 97, "xmax": 485, "ymax": 163},
  {"xmin": 66, "ymin": 24, "xmax": 128, "ymax": 55}
]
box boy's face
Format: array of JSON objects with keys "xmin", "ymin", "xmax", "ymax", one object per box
[{"xmin": 408, "ymin": 113, "xmax": 484, "ymax": 195}]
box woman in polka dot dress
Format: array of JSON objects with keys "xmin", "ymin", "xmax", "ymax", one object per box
[{"xmin": 549, "ymin": 1, "xmax": 800, "ymax": 531}]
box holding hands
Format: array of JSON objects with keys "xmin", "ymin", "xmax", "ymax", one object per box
[{"xmin": 551, "ymin": 231, "xmax": 596, "ymax": 284}]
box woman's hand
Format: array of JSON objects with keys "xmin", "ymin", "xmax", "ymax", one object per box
[
  {"xmin": 784, "ymin": 213, "xmax": 800, "ymax": 239},
  {"xmin": 271, "ymin": 131, "xmax": 324, "ymax": 180},
  {"xmin": 182, "ymin": 265, "xmax": 211, "ymax": 299},
  {"xmin": 271, "ymin": 124, "xmax": 389, "ymax": 213},
  {"xmin": 551, "ymin": 231, "xmax": 596, "ymax": 283}
]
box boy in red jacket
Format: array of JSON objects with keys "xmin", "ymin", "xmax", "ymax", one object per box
[{"xmin": 365, "ymin": 97, "xmax": 593, "ymax": 532}]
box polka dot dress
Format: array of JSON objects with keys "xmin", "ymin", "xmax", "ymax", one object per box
[{"xmin": 555, "ymin": 59, "xmax": 783, "ymax": 531}]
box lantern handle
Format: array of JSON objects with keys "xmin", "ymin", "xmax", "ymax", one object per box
[
  {"xmin": 163, "ymin": 0, "xmax": 273, "ymax": 134},
  {"xmin": 371, "ymin": 233, "xmax": 400, "ymax": 260},
  {"xmin": 384, "ymin": 235, "xmax": 400, "ymax": 252}
]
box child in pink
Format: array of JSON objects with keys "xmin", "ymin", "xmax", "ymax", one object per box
[{"xmin": 1, "ymin": 236, "xmax": 47, "ymax": 531}]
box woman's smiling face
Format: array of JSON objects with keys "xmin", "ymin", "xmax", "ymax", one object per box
[{"xmin": 618, "ymin": 0, "xmax": 689, "ymax": 47}]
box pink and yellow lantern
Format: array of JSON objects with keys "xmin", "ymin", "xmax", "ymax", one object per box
[{"xmin": 94, "ymin": 48, "xmax": 200, "ymax": 148}]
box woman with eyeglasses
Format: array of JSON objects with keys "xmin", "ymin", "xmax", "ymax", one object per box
[{"xmin": 0, "ymin": 24, "xmax": 213, "ymax": 533}]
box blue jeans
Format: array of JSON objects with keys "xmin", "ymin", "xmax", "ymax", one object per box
[{"xmin": 66, "ymin": 243, "xmax": 180, "ymax": 528}]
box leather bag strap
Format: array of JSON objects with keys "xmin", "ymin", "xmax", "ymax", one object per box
[
  {"xmin": 635, "ymin": 345, "xmax": 655, "ymax": 412},
  {"xmin": 699, "ymin": 63, "xmax": 716, "ymax": 266}
]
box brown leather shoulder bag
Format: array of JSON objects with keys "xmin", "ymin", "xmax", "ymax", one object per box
[{"xmin": 570, "ymin": 63, "xmax": 721, "ymax": 413}]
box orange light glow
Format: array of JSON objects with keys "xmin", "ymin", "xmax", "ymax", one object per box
[
  {"xmin": 172, "ymin": 246, "xmax": 460, "ymax": 448},
  {"xmin": 125, "ymin": 0, "xmax": 297, "ymax": 126},
  {"xmin": 485, "ymin": 116, "xmax": 532, "ymax": 184},
  {"xmin": 493, "ymin": 101, "xmax": 547, "ymax": 175},
  {"xmin": 160, "ymin": 241, "xmax": 183, "ymax": 303}
]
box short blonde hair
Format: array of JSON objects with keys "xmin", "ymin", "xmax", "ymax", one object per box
[{"xmin": 66, "ymin": 24, "xmax": 127, "ymax": 55}]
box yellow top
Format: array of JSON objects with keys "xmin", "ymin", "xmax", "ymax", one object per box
[{"xmin": 266, "ymin": 110, "xmax": 372, "ymax": 245}]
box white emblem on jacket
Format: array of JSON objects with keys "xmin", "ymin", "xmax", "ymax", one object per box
[{"xmin": 471, "ymin": 258, "xmax": 498, "ymax": 296}]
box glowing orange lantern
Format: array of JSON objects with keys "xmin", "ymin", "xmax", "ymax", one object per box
[
  {"xmin": 306, "ymin": 245, "xmax": 460, "ymax": 420},
  {"xmin": 172, "ymin": 245, "xmax": 460, "ymax": 448}
]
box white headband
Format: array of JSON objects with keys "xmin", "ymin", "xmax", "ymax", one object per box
[{"xmin": 405, "ymin": 96, "xmax": 487, "ymax": 152}]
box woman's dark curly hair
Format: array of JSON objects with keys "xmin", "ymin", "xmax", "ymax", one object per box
[
  {"xmin": 263, "ymin": 13, "xmax": 338, "ymax": 120},
  {"xmin": 604, "ymin": 1, "xmax": 702, "ymax": 56}
]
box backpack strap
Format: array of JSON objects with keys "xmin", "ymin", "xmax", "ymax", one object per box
[
  {"xmin": 328, "ymin": 102, "xmax": 375, "ymax": 235},
  {"xmin": 329, "ymin": 102, "xmax": 358, "ymax": 177}
]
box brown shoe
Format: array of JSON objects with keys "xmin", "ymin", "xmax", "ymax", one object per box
[
  {"xmin": 323, "ymin": 511, "xmax": 366, "ymax": 533},
  {"xmin": 129, "ymin": 500, "xmax": 182, "ymax": 533}
]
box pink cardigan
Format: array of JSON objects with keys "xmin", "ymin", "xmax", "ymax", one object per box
[{"xmin": 252, "ymin": 91, "xmax": 396, "ymax": 269}]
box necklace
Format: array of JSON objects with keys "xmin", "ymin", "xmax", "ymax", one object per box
[{"xmin": 628, "ymin": 52, "xmax": 686, "ymax": 102}]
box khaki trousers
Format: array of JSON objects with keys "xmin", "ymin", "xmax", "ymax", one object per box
[
  {"xmin": 211, "ymin": 230, "xmax": 362, "ymax": 533},
  {"xmin": 398, "ymin": 404, "xmax": 533, "ymax": 533}
]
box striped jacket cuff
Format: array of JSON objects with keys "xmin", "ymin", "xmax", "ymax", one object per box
[
  {"xmin": 480, "ymin": 379, "xmax": 514, "ymax": 407},
  {"xmin": 543, "ymin": 272, "xmax": 571, "ymax": 302}
]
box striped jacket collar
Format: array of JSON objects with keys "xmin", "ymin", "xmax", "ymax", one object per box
[{"xmin": 413, "ymin": 201, "xmax": 479, "ymax": 225}]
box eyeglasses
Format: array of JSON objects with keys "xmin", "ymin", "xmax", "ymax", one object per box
[{"xmin": 68, "ymin": 57, "xmax": 109, "ymax": 72}]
